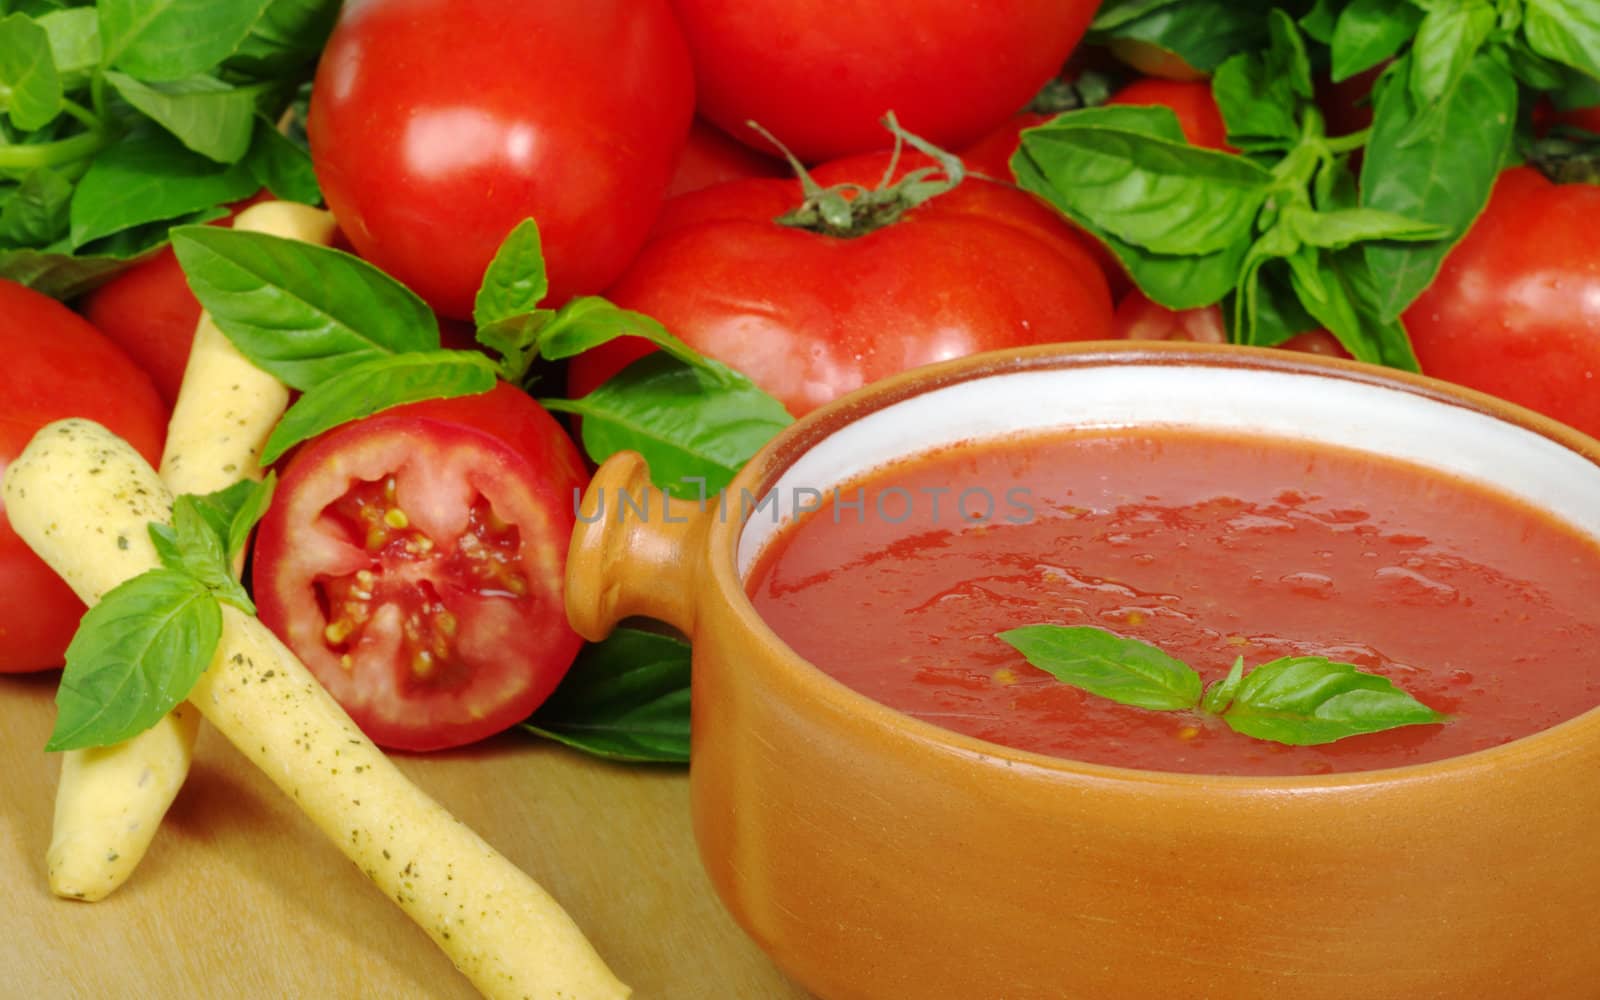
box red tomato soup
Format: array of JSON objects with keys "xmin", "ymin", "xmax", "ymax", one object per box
[{"xmin": 744, "ymin": 428, "xmax": 1600, "ymax": 776}]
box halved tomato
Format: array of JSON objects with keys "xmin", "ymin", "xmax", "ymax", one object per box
[{"xmin": 251, "ymin": 383, "xmax": 588, "ymax": 750}]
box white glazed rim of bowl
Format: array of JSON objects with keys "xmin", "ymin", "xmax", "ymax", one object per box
[
  {"xmin": 739, "ymin": 360, "xmax": 1600, "ymax": 568},
  {"xmin": 726, "ymin": 345, "xmax": 1600, "ymax": 787}
]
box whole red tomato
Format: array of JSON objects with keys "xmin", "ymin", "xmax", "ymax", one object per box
[
  {"xmin": 78, "ymin": 247, "xmax": 198, "ymax": 406},
  {"xmin": 669, "ymin": 0, "xmax": 1099, "ymax": 163},
  {"xmin": 308, "ymin": 0, "xmax": 694, "ymax": 319},
  {"xmin": 1404, "ymin": 167, "xmax": 1600, "ymax": 439},
  {"xmin": 569, "ymin": 154, "xmax": 1115, "ymax": 415},
  {"xmin": 252, "ymin": 383, "xmax": 588, "ymax": 751},
  {"xmin": 0, "ymin": 281, "xmax": 167, "ymax": 672}
]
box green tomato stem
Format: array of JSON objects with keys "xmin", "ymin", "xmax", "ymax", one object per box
[
  {"xmin": 0, "ymin": 128, "xmax": 114, "ymax": 170},
  {"xmin": 1323, "ymin": 129, "xmax": 1371, "ymax": 155},
  {"xmin": 58, "ymin": 97, "xmax": 103, "ymax": 132},
  {"xmin": 90, "ymin": 70, "xmax": 108, "ymax": 120},
  {"xmin": 768, "ymin": 112, "xmax": 968, "ymax": 239}
]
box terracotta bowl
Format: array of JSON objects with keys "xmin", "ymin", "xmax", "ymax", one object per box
[{"xmin": 566, "ymin": 343, "xmax": 1600, "ymax": 1000}]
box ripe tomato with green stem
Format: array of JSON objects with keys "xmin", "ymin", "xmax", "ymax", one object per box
[
  {"xmin": 0, "ymin": 280, "xmax": 167, "ymax": 672},
  {"xmin": 1403, "ymin": 166, "xmax": 1600, "ymax": 440},
  {"xmin": 307, "ymin": 0, "xmax": 694, "ymax": 319},
  {"xmin": 251, "ymin": 383, "xmax": 589, "ymax": 751},
  {"xmin": 569, "ymin": 142, "xmax": 1115, "ymax": 415}
]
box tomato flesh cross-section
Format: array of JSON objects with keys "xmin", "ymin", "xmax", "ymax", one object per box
[
  {"xmin": 318, "ymin": 478, "xmax": 529, "ymax": 695},
  {"xmin": 253, "ymin": 386, "xmax": 588, "ymax": 750}
]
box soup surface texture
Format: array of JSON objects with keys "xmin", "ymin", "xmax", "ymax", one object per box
[{"xmin": 744, "ymin": 428, "xmax": 1600, "ymax": 775}]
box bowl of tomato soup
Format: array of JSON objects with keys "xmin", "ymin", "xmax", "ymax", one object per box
[{"xmin": 567, "ymin": 343, "xmax": 1600, "ymax": 1000}]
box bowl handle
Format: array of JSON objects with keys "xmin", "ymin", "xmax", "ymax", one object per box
[{"xmin": 565, "ymin": 451, "xmax": 715, "ymax": 641}]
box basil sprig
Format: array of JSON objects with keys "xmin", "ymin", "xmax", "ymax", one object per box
[
  {"xmin": 1018, "ymin": 10, "xmax": 1445, "ymax": 368},
  {"xmin": 1025, "ymin": 1, "xmax": 1600, "ymax": 369},
  {"xmin": 0, "ymin": 0, "xmax": 333, "ymax": 298},
  {"xmin": 997, "ymin": 624, "xmax": 1447, "ymax": 747},
  {"xmin": 47, "ymin": 476, "xmax": 274, "ymax": 752},
  {"xmin": 172, "ymin": 217, "xmax": 792, "ymax": 491}
]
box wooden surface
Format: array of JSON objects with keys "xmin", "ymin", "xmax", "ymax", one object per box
[{"xmin": 0, "ymin": 671, "xmax": 807, "ymax": 999}]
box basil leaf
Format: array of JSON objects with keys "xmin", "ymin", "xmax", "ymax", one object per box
[
  {"xmin": 170, "ymin": 225, "xmax": 440, "ymax": 389},
  {"xmin": 1506, "ymin": 43, "xmax": 1569, "ymax": 92},
  {"xmin": 46, "ymin": 570, "xmax": 222, "ymax": 751},
  {"xmin": 1409, "ymin": 1, "xmax": 1496, "ymax": 107},
  {"xmin": 98, "ymin": 0, "xmax": 272, "ymax": 82},
  {"xmin": 261, "ymin": 350, "xmax": 498, "ymax": 464},
  {"xmin": 522, "ymin": 628, "xmax": 692, "ymax": 764},
  {"xmin": 1287, "ymin": 246, "xmax": 1420, "ymax": 370},
  {"xmin": 474, "ymin": 218, "xmax": 548, "ymax": 328},
  {"xmin": 1201, "ymin": 655, "xmax": 1245, "ymax": 715},
  {"xmin": 1360, "ymin": 53, "xmax": 1516, "ymax": 322},
  {"xmin": 1212, "ymin": 9, "xmax": 1313, "ymax": 153},
  {"xmin": 147, "ymin": 521, "xmax": 182, "ymax": 570},
  {"xmin": 1331, "ymin": 0, "xmax": 1423, "ymax": 82},
  {"xmin": 242, "ymin": 116, "xmax": 319, "ymax": 203},
  {"xmin": 0, "ymin": 12, "xmax": 62, "ymax": 131},
  {"xmin": 474, "ymin": 312, "xmax": 551, "ymax": 385},
  {"xmin": 0, "ymin": 166, "xmax": 69, "ymax": 246},
  {"xmin": 1025, "ymin": 103, "xmax": 1189, "ymax": 143},
  {"xmin": 996, "ymin": 625, "xmax": 1203, "ymax": 712},
  {"xmin": 104, "ymin": 71, "xmax": 256, "ymax": 164},
  {"xmin": 69, "ymin": 130, "xmax": 256, "ymax": 249},
  {"xmin": 537, "ymin": 297, "xmax": 719, "ymax": 374},
  {"xmin": 1220, "ymin": 655, "xmax": 1446, "ymax": 746},
  {"xmin": 1212, "ymin": 62, "xmax": 1295, "ymax": 152},
  {"xmin": 543, "ymin": 353, "xmax": 791, "ymax": 498},
  {"xmin": 1091, "ymin": 0, "xmax": 1181, "ymax": 32},
  {"xmin": 1314, "ymin": 154, "xmax": 1361, "ymax": 212},
  {"xmin": 1240, "ymin": 260, "xmax": 1321, "ymax": 346},
  {"xmin": 1093, "ymin": 0, "xmax": 1269, "ymax": 73},
  {"xmin": 223, "ymin": 0, "xmax": 338, "ymax": 79},
  {"xmin": 1523, "ymin": 0, "xmax": 1600, "ymax": 81},
  {"xmin": 1284, "ymin": 205, "xmax": 1447, "ymax": 249},
  {"xmin": 0, "ymin": 243, "xmax": 144, "ymax": 297},
  {"xmin": 81, "ymin": 205, "xmax": 225, "ymax": 256},
  {"xmin": 171, "ymin": 476, "xmax": 273, "ymax": 567},
  {"xmin": 168, "ymin": 494, "xmax": 253, "ymax": 613},
  {"xmin": 1299, "ymin": 0, "xmax": 1338, "ymax": 45},
  {"xmin": 1012, "ymin": 141, "xmax": 1243, "ymax": 310},
  {"xmin": 1017, "ymin": 121, "xmax": 1271, "ymax": 256},
  {"xmin": 222, "ymin": 473, "xmax": 274, "ymax": 564},
  {"xmin": 35, "ymin": 7, "xmax": 98, "ymax": 89}
]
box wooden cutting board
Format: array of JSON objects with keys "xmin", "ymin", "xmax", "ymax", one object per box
[{"xmin": 0, "ymin": 671, "xmax": 807, "ymax": 999}]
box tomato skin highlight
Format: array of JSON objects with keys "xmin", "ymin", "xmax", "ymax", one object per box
[
  {"xmin": 251, "ymin": 384, "xmax": 589, "ymax": 750},
  {"xmin": 1404, "ymin": 166, "xmax": 1600, "ymax": 440},
  {"xmin": 668, "ymin": 0, "xmax": 1100, "ymax": 163},
  {"xmin": 0, "ymin": 280, "xmax": 168, "ymax": 673},
  {"xmin": 308, "ymin": 0, "xmax": 695, "ymax": 319},
  {"xmin": 571, "ymin": 154, "xmax": 1115, "ymax": 415}
]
